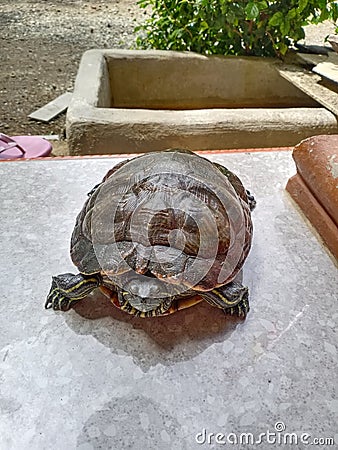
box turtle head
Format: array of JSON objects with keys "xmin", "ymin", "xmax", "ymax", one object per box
[
  {"xmin": 119, "ymin": 291, "xmax": 163, "ymax": 313},
  {"xmin": 117, "ymin": 276, "xmax": 172, "ymax": 313}
]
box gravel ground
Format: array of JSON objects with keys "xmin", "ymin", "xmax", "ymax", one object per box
[
  {"xmin": 0, "ymin": 1, "xmax": 336, "ymax": 141},
  {"xmin": 0, "ymin": 0, "xmax": 146, "ymax": 137}
]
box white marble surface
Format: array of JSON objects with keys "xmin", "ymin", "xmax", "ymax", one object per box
[{"xmin": 0, "ymin": 151, "xmax": 337, "ymax": 450}]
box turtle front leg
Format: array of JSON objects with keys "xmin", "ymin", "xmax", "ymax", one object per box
[
  {"xmin": 45, "ymin": 273, "xmax": 101, "ymax": 311},
  {"xmin": 246, "ymin": 189, "xmax": 256, "ymax": 211},
  {"xmin": 200, "ymin": 281, "xmax": 250, "ymax": 317}
]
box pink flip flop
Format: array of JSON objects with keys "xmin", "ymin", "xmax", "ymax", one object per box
[{"xmin": 0, "ymin": 133, "xmax": 53, "ymax": 160}]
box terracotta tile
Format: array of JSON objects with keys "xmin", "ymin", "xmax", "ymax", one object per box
[
  {"xmin": 286, "ymin": 173, "xmax": 338, "ymax": 260},
  {"xmin": 292, "ymin": 135, "xmax": 338, "ymax": 226}
]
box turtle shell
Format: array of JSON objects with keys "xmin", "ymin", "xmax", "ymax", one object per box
[{"xmin": 70, "ymin": 149, "xmax": 253, "ymax": 298}]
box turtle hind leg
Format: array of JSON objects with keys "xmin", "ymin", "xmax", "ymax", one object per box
[
  {"xmin": 200, "ymin": 281, "xmax": 250, "ymax": 318},
  {"xmin": 45, "ymin": 273, "xmax": 101, "ymax": 311},
  {"xmin": 246, "ymin": 189, "xmax": 256, "ymax": 211}
]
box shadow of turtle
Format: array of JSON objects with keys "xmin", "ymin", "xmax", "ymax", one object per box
[
  {"xmin": 77, "ymin": 394, "xmax": 186, "ymax": 450},
  {"xmin": 64, "ymin": 290, "xmax": 245, "ymax": 372}
]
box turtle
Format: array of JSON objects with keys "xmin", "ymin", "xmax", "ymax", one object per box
[{"xmin": 45, "ymin": 149, "xmax": 255, "ymax": 318}]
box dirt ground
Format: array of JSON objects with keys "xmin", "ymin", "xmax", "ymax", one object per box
[
  {"xmin": 0, "ymin": 1, "xmax": 336, "ymax": 147},
  {"xmin": 0, "ymin": 0, "xmax": 145, "ymax": 139}
]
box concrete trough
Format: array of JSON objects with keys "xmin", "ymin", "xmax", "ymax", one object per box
[{"xmin": 66, "ymin": 49, "xmax": 338, "ymax": 155}]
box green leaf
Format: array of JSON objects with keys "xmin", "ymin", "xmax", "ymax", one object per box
[
  {"xmin": 137, "ymin": 0, "xmax": 149, "ymax": 7},
  {"xmin": 245, "ymin": 2, "xmax": 260, "ymax": 20},
  {"xmin": 278, "ymin": 42, "xmax": 288, "ymax": 55},
  {"xmin": 269, "ymin": 11, "xmax": 284, "ymax": 26},
  {"xmin": 287, "ymin": 8, "xmax": 297, "ymax": 19},
  {"xmin": 280, "ymin": 18, "xmax": 290, "ymax": 35},
  {"xmin": 257, "ymin": 1, "xmax": 268, "ymax": 11},
  {"xmin": 317, "ymin": 0, "xmax": 327, "ymax": 9},
  {"xmin": 318, "ymin": 7, "xmax": 330, "ymax": 22},
  {"xmin": 298, "ymin": 0, "xmax": 308, "ymax": 13},
  {"xmin": 331, "ymin": 2, "xmax": 338, "ymax": 21},
  {"xmin": 169, "ymin": 29, "xmax": 184, "ymax": 39}
]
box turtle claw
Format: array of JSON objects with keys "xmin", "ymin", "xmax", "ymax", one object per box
[
  {"xmin": 55, "ymin": 296, "xmax": 73, "ymax": 311},
  {"xmin": 246, "ymin": 189, "xmax": 256, "ymax": 211},
  {"xmin": 225, "ymin": 297, "xmax": 250, "ymax": 318},
  {"xmin": 45, "ymin": 291, "xmax": 73, "ymax": 311},
  {"xmin": 45, "ymin": 280, "xmax": 74, "ymax": 311}
]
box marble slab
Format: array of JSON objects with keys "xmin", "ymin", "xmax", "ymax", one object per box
[{"xmin": 0, "ymin": 151, "xmax": 337, "ymax": 450}]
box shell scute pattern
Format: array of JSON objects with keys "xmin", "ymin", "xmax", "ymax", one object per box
[{"xmin": 71, "ymin": 150, "xmax": 252, "ymax": 291}]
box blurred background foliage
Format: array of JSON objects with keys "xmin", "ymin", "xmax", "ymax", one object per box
[{"xmin": 135, "ymin": 0, "xmax": 338, "ymax": 57}]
